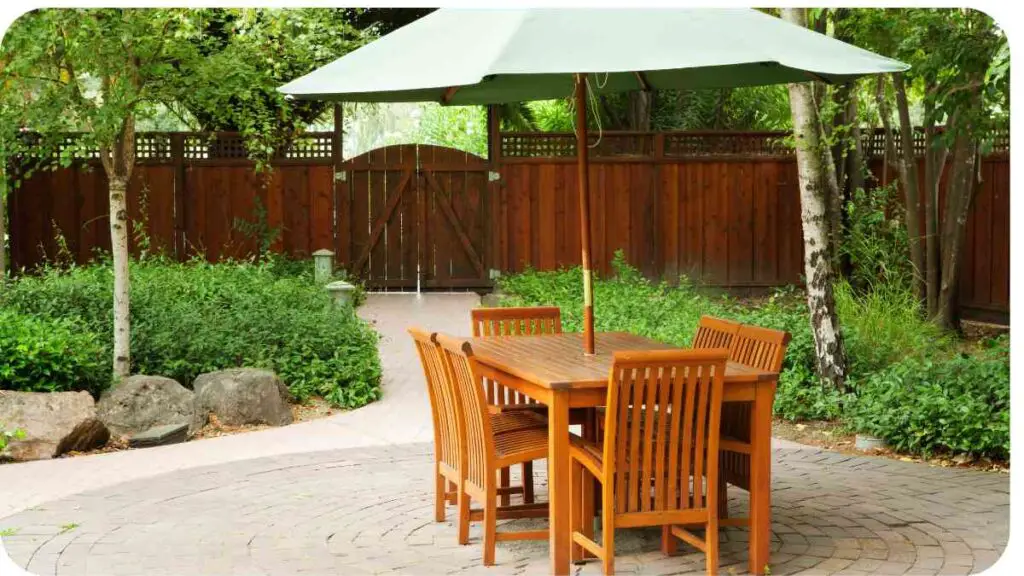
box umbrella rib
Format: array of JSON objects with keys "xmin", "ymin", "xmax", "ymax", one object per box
[
  {"xmin": 803, "ymin": 70, "xmax": 834, "ymax": 85},
  {"xmin": 441, "ymin": 86, "xmax": 460, "ymax": 104}
]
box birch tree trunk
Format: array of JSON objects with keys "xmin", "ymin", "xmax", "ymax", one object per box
[
  {"xmin": 893, "ymin": 72, "xmax": 925, "ymax": 302},
  {"xmin": 782, "ymin": 7, "xmax": 848, "ymax": 392},
  {"xmin": 99, "ymin": 116, "xmax": 136, "ymax": 380}
]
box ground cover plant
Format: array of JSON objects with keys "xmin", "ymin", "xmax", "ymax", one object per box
[
  {"xmin": 0, "ymin": 256, "xmax": 382, "ymax": 409},
  {"xmin": 498, "ymin": 252, "xmax": 1009, "ymax": 460}
]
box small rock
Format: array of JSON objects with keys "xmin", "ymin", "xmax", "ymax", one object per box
[
  {"xmin": 128, "ymin": 423, "xmax": 189, "ymax": 448},
  {"xmin": 97, "ymin": 375, "xmax": 200, "ymax": 438},
  {"xmin": 193, "ymin": 369, "xmax": 293, "ymax": 427},
  {"xmin": 0, "ymin": 391, "xmax": 110, "ymax": 461}
]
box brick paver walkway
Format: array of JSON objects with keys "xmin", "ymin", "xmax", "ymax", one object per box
[
  {"xmin": 0, "ymin": 293, "xmax": 1009, "ymax": 575},
  {"xmin": 1, "ymin": 444, "xmax": 1007, "ymax": 575}
]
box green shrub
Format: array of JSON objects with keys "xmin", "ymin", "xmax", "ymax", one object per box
[
  {"xmin": 849, "ymin": 338, "xmax": 1009, "ymax": 459},
  {"xmin": 497, "ymin": 252, "xmax": 1009, "ymax": 458},
  {"xmin": 1, "ymin": 258, "xmax": 382, "ymax": 408},
  {"xmin": 0, "ymin": 309, "xmax": 108, "ymax": 394}
]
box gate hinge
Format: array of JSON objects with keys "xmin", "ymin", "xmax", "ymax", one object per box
[
  {"xmin": 488, "ymin": 171, "xmax": 501, "ymax": 182},
  {"xmin": 335, "ymin": 171, "xmax": 347, "ymax": 182}
]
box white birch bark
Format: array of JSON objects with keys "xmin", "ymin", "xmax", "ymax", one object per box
[
  {"xmin": 782, "ymin": 7, "xmax": 848, "ymax": 391},
  {"xmin": 99, "ymin": 116, "xmax": 135, "ymax": 380}
]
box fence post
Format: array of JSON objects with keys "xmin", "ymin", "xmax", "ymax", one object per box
[{"xmin": 170, "ymin": 133, "xmax": 186, "ymax": 261}]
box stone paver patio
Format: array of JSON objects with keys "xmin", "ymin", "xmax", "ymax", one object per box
[{"xmin": 0, "ymin": 293, "xmax": 1009, "ymax": 575}]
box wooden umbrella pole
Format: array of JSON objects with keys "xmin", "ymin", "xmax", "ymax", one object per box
[{"xmin": 575, "ymin": 73, "xmax": 595, "ymax": 355}]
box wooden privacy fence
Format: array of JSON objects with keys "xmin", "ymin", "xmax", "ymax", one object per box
[{"xmin": 7, "ymin": 128, "xmax": 1009, "ymax": 322}]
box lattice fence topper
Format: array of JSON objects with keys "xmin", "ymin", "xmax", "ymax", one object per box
[
  {"xmin": 500, "ymin": 127, "xmax": 1008, "ymax": 159},
  {"xmin": 663, "ymin": 132, "xmax": 791, "ymax": 157},
  {"xmin": 501, "ymin": 132, "xmax": 655, "ymax": 158},
  {"xmin": 135, "ymin": 133, "xmax": 172, "ymax": 160},
  {"xmin": 14, "ymin": 127, "xmax": 1007, "ymax": 163}
]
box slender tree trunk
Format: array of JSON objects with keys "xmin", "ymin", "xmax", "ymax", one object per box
[
  {"xmin": 893, "ymin": 72, "xmax": 925, "ymax": 302},
  {"xmin": 935, "ymin": 135, "xmax": 976, "ymax": 330},
  {"xmin": 627, "ymin": 91, "xmax": 652, "ymax": 131},
  {"xmin": 922, "ymin": 105, "xmax": 946, "ymax": 317},
  {"xmin": 0, "ymin": 163, "xmax": 6, "ymax": 286},
  {"xmin": 99, "ymin": 116, "xmax": 136, "ymax": 381},
  {"xmin": 782, "ymin": 7, "xmax": 848, "ymax": 392}
]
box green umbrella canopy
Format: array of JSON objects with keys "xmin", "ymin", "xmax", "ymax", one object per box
[
  {"xmin": 278, "ymin": 8, "xmax": 908, "ymax": 104},
  {"xmin": 279, "ymin": 8, "xmax": 907, "ymax": 355}
]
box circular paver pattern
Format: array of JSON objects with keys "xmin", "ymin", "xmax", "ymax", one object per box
[{"xmin": 1, "ymin": 444, "xmax": 1007, "ymax": 576}]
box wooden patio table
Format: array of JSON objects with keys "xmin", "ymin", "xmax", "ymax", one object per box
[{"xmin": 469, "ymin": 331, "xmax": 779, "ymax": 576}]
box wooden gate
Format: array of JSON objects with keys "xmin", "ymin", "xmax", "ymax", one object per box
[{"xmin": 335, "ymin": 144, "xmax": 492, "ymax": 289}]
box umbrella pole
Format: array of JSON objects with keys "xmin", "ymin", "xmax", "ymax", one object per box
[{"xmin": 575, "ymin": 73, "xmax": 595, "ymax": 355}]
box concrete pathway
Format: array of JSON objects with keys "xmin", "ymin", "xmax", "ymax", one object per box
[
  {"xmin": 0, "ymin": 293, "xmax": 478, "ymax": 519},
  {"xmin": 0, "ymin": 292, "xmax": 1009, "ymax": 575}
]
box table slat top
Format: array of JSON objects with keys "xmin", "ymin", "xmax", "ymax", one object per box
[{"xmin": 468, "ymin": 332, "xmax": 776, "ymax": 390}]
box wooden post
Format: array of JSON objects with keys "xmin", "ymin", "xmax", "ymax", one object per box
[
  {"xmin": 575, "ymin": 74, "xmax": 595, "ymax": 355},
  {"xmin": 486, "ymin": 104, "xmax": 501, "ymax": 164},
  {"xmin": 333, "ymin": 102, "xmax": 344, "ymax": 163},
  {"xmin": 170, "ymin": 133, "xmax": 186, "ymax": 261}
]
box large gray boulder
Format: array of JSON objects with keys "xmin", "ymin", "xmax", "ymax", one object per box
[
  {"xmin": 193, "ymin": 369, "xmax": 293, "ymax": 427},
  {"xmin": 0, "ymin": 390, "xmax": 110, "ymax": 461},
  {"xmin": 97, "ymin": 375, "xmax": 200, "ymax": 438}
]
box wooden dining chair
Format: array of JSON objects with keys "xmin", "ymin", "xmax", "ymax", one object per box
[
  {"xmin": 436, "ymin": 334, "xmax": 550, "ymax": 566},
  {"xmin": 692, "ymin": 315, "xmax": 741, "ymax": 350},
  {"xmin": 473, "ymin": 306, "xmax": 571, "ymax": 506},
  {"xmin": 408, "ymin": 327, "xmax": 546, "ymax": 526},
  {"xmin": 471, "ymin": 306, "xmax": 561, "ymax": 410},
  {"xmin": 718, "ymin": 324, "xmax": 790, "ymax": 525},
  {"xmin": 569, "ymin": 348, "xmax": 730, "ymax": 575}
]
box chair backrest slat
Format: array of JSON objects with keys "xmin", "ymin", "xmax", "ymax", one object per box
[
  {"xmin": 408, "ymin": 327, "xmax": 460, "ymax": 471},
  {"xmin": 436, "ymin": 334, "xmax": 495, "ymax": 489},
  {"xmin": 692, "ymin": 315, "xmax": 741, "ymax": 350},
  {"xmin": 729, "ymin": 324, "xmax": 790, "ymax": 372},
  {"xmin": 602, "ymin": 349, "xmax": 728, "ymax": 516},
  {"xmin": 471, "ymin": 306, "xmax": 562, "ymax": 407},
  {"xmin": 471, "ymin": 306, "xmax": 563, "ymax": 338}
]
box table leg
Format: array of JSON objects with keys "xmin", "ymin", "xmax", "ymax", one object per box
[
  {"xmin": 748, "ymin": 382, "xmax": 775, "ymax": 575},
  {"xmin": 548, "ymin": 392, "xmax": 571, "ymax": 575}
]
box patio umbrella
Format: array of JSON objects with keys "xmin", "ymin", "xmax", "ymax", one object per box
[{"xmin": 279, "ymin": 8, "xmax": 907, "ymax": 354}]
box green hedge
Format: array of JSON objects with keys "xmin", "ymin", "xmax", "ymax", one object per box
[
  {"xmin": 1, "ymin": 258, "xmax": 382, "ymax": 408},
  {"xmin": 0, "ymin": 309, "xmax": 107, "ymax": 395},
  {"xmin": 849, "ymin": 338, "xmax": 1009, "ymax": 459},
  {"xmin": 498, "ymin": 252, "xmax": 1010, "ymax": 459}
]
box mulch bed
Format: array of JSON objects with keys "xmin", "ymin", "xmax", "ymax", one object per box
[{"xmin": 772, "ymin": 418, "xmax": 1008, "ymax": 473}]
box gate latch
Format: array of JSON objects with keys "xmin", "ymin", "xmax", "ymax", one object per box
[
  {"xmin": 335, "ymin": 171, "xmax": 347, "ymax": 182},
  {"xmin": 488, "ymin": 171, "xmax": 501, "ymax": 182}
]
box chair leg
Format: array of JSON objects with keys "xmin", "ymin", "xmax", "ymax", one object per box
[
  {"xmin": 447, "ymin": 480, "xmax": 458, "ymax": 505},
  {"xmin": 602, "ymin": 486, "xmax": 615, "ymax": 575},
  {"xmin": 434, "ymin": 468, "xmax": 446, "ymax": 522},
  {"xmin": 718, "ymin": 478, "xmax": 729, "ymax": 519},
  {"xmin": 483, "ymin": 487, "xmax": 498, "ymax": 566},
  {"xmin": 581, "ymin": 468, "xmax": 596, "ymax": 559},
  {"xmin": 457, "ymin": 484, "xmax": 470, "ymax": 545},
  {"xmin": 706, "ymin": 517, "xmax": 720, "ymax": 576},
  {"xmin": 522, "ymin": 461, "xmax": 535, "ymax": 504},
  {"xmin": 499, "ymin": 467, "xmax": 511, "ymax": 506},
  {"xmin": 661, "ymin": 525, "xmax": 677, "ymax": 556},
  {"xmin": 570, "ymin": 460, "xmax": 583, "ymax": 562}
]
